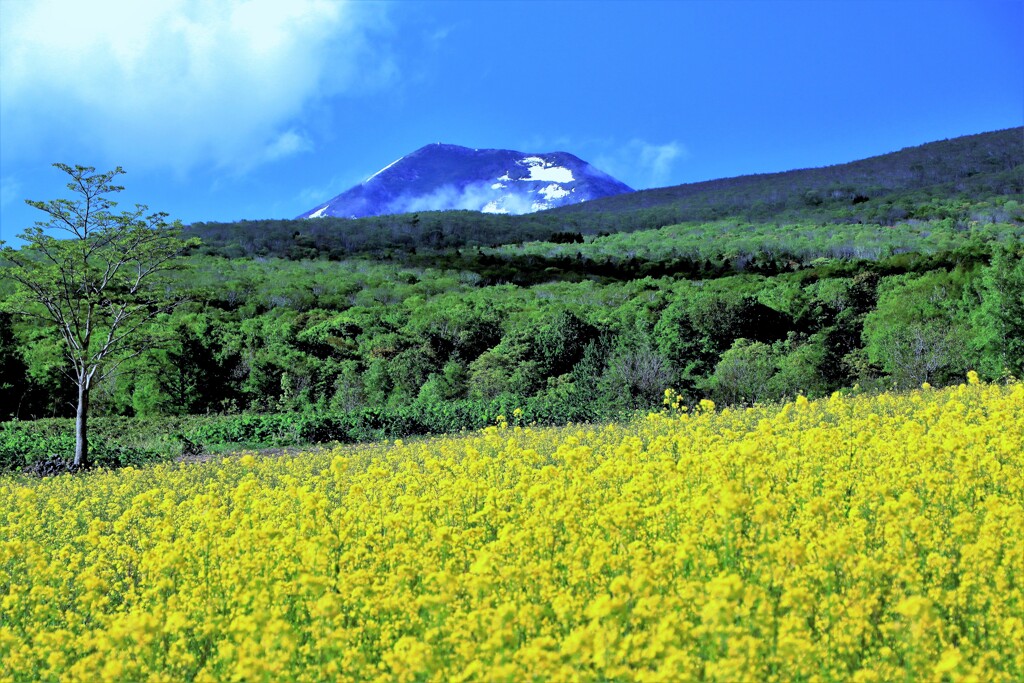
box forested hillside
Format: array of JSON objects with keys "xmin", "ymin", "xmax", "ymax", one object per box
[
  {"xmin": 556, "ymin": 127, "xmax": 1024, "ymax": 215},
  {"xmin": 2, "ymin": 128, "xmax": 1022, "ymax": 467},
  {"xmin": 185, "ymin": 128, "xmax": 1022, "ymax": 260}
]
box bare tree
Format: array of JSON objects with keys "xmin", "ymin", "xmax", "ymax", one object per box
[
  {"xmin": 0, "ymin": 164, "xmax": 197, "ymax": 467},
  {"xmin": 878, "ymin": 321, "xmax": 966, "ymax": 388},
  {"xmin": 605, "ymin": 346, "xmax": 673, "ymax": 405}
]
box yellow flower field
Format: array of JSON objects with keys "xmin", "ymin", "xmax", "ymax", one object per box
[{"xmin": 1, "ymin": 376, "xmax": 1022, "ymax": 682}]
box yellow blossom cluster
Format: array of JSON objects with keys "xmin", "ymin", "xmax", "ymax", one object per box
[{"xmin": 1, "ymin": 377, "xmax": 1022, "ymax": 682}]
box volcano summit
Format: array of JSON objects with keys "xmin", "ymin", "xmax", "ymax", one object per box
[{"xmin": 299, "ymin": 144, "xmax": 633, "ymax": 219}]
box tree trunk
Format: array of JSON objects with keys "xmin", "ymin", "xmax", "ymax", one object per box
[{"xmin": 75, "ymin": 380, "xmax": 89, "ymax": 467}]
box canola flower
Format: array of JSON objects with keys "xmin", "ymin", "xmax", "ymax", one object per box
[{"xmin": 1, "ymin": 377, "xmax": 1022, "ymax": 682}]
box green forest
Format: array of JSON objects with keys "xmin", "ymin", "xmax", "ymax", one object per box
[{"xmin": 2, "ymin": 128, "xmax": 1023, "ymax": 470}]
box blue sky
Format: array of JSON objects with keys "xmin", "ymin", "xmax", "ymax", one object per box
[{"xmin": 1, "ymin": 0, "xmax": 1021, "ymax": 243}]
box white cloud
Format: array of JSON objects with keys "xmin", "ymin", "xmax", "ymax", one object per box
[
  {"xmin": 595, "ymin": 139, "xmax": 689, "ymax": 189},
  {"xmin": 383, "ymin": 182, "xmax": 538, "ymax": 216},
  {"xmin": 262, "ymin": 129, "xmax": 313, "ymax": 164},
  {"xmin": 296, "ymin": 171, "xmax": 365, "ymax": 209},
  {"xmin": 427, "ymin": 25, "xmax": 454, "ymax": 47},
  {"xmin": 0, "ymin": 176, "xmax": 21, "ymax": 209},
  {"xmin": 0, "ymin": 0, "xmax": 394, "ymax": 172},
  {"xmin": 636, "ymin": 141, "xmax": 686, "ymax": 186}
]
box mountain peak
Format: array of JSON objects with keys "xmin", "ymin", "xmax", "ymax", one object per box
[{"xmin": 299, "ymin": 144, "xmax": 632, "ymax": 219}]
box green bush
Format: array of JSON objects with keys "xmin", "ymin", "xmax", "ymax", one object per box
[{"xmin": 0, "ymin": 419, "xmax": 168, "ymax": 471}]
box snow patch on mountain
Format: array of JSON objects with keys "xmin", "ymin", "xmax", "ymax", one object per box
[
  {"xmin": 539, "ymin": 183, "xmax": 571, "ymax": 201},
  {"xmin": 519, "ymin": 156, "xmax": 575, "ymax": 183},
  {"xmin": 366, "ymin": 156, "xmax": 403, "ymax": 182}
]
